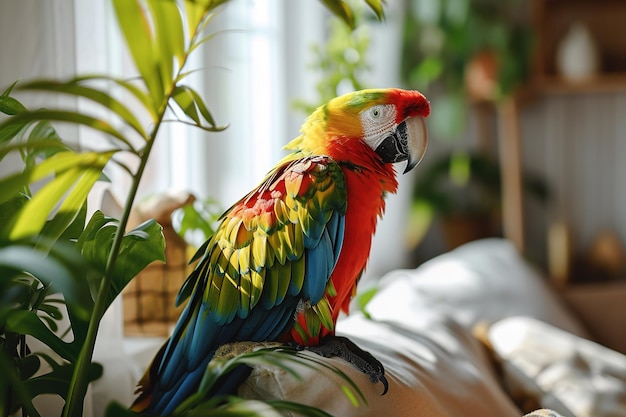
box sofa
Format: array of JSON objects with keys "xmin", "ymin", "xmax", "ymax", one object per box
[
  {"xmin": 93, "ymin": 238, "xmax": 626, "ymax": 416},
  {"xmin": 237, "ymin": 238, "xmax": 626, "ymax": 417}
]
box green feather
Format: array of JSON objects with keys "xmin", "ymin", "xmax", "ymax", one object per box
[
  {"xmin": 239, "ymin": 269, "xmax": 251, "ymax": 315},
  {"xmin": 304, "ymin": 307, "xmax": 320, "ymax": 338},
  {"xmin": 263, "ymin": 264, "xmax": 279, "ymax": 307},
  {"xmin": 293, "ymin": 320, "xmax": 309, "ymax": 344},
  {"xmin": 276, "ymin": 261, "xmax": 291, "ymax": 304},
  {"xmin": 313, "ymin": 297, "xmax": 334, "ymax": 332},
  {"xmin": 289, "ymin": 255, "xmax": 306, "ymax": 295},
  {"xmin": 217, "ymin": 271, "xmax": 239, "ymax": 323},
  {"xmin": 250, "ymin": 268, "xmax": 264, "ymax": 309}
]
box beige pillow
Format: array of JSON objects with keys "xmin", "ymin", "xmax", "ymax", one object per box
[
  {"xmin": 486, "ymin": 316, "xmax": 626, "ymax": 417},
  {"xmin": 366, "ymin": 239, "xmax": 588, "ymax": 338},
  {"xmin": 240, "ymin": 313, "xmax": 521, "ymax": 417}
]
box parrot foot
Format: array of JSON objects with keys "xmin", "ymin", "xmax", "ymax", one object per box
[{"xmin": 304, "ymin": 335, "xmax": 388, "ymax": 395}]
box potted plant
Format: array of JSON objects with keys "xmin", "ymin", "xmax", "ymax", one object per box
[
  {"xmin": 401, "ymin": 0, "xmax": 533, "ymax": 139},
  {"xmin": 407, "ymin": 151, "xmax": 549, "ymax": 251}
]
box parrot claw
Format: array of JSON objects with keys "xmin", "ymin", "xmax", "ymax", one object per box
[{"xmin": 303, "ymin": 335, "xmax": 388, "ymax": 395}]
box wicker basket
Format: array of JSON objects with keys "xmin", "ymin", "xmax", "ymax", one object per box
[{"xmin": 122, "ymin": 191, "xmax": 196, "ymax": 337}]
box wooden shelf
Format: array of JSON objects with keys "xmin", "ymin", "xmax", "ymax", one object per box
[
  {"xmin": 561, "ymin": 282, "xmax": 626, "ymax": 354},
  {"xmin": 532, "ymin": 73, "xmax": 626, "ymax": 95},
  {"xmin": 532, "ymin": 0, "xmax": 626, "ymax": 93}
]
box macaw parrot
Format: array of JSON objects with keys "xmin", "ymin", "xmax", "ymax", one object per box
[{"xmin": 131, "ymin": 88, "xmax": 430, "ymax": 415}]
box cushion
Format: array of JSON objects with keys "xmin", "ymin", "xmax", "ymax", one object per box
[
  {"xmin": 486, "ymin": 316, "xmax": 626, "ymax": 417},
  {"xmin": 240, "ymin": 238, "xmax": 588, "ymax": 416},
  {"xmin": 365, "ymin": 239, "xmax": 588, "ymax": 338},
  {"xmin": 240, "ymin": 312, "xmax": 521, "ymax": 417}
]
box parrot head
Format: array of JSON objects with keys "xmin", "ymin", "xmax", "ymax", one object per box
[{"xmin": 286, "ymin": 88, "xmax": 430, "ymax": 174}]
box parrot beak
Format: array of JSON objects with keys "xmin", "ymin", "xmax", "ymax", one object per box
[{"xmin": 374, "ymin": 116, "xmax": 428, "ymax": 174}]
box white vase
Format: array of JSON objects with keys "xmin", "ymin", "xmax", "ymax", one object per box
[{"xmin": 556, "ymin": 22, "xmax": 601, "ymax": 81}]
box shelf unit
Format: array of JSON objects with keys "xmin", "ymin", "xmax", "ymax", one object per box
[
  {"xmin": 498, "ymin": 0, "xmax": 626, "ymax": 252},
  {"xmin": 532, "ymin": 0, "xmax": 626, "ymax": 94}
]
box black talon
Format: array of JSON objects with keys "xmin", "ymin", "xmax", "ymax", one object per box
[{"xmin": 305, "ymin": 335, "xmax": 388, "ymax": 395}]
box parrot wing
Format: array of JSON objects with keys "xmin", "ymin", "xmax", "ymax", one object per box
[{"xmin": 136, "ymin": 155, "xmax": 347, "ymax": 414}]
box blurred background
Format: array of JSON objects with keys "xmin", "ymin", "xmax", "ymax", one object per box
[{"xmin": 2, "ymin": 0, "xmax": 626, "ymax": 329}]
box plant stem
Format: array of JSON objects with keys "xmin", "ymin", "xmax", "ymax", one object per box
[
  {"xmin": 61, "ymin": 7, "xmax": 214, "ymax": 416},
  {"xmin": 62, "ymin": 128, "xmax": 160, "ymax": 417}
]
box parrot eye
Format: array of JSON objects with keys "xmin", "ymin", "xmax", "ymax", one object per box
[
  {"xmin": 360, "ymin": 104, "xmax": 399, "ymax": 150},
  {"xmin": 363, "ymin": 104, "xmax": 395, "ymax": 125}
]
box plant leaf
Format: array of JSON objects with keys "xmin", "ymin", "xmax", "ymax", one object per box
[
  {"xmin": 0, "ymin": 95, "xmax": 26, "ymax": 116},
  {"xmin": 0, "ymin": 109, "xmax": 136, "ymax": 151},
  {"xmin": 3, "ymin": 310, "xmax": 77, "ymax": 362},
  {"xmin": 1, "ymin": 79, "xmax": 20, "ymax": 96},
  {"xmin": 23, "ymin": 362, "xmax": 103, "ymax": 401},
  {"xmin": 266, "ymin": 400, "xmax": 335, "ymax": 417},
  {"xmin": 188, "ymin": 347, "xmax": 366, "ymax": 414},
  {"xmin": 104, "ymin": 402, "xmax": 141, "ymax": 417},
  {"xmin": 19, "ymin": 79, "xmax": 148, "ymax": 140},
  {"xmin": 22, "ymin": 120, "xmax": 69, "ymax": 166},
  {"xmin": 184, "ymin": 1, "xmax": 208, "ymax": 37},
  {"xmin": 17, "ymin": 355, "xmax": 42, "ymax": 380},
  {"xmin": 0, "ymin": 194, "xmax": 28, "ymax": 236},
  {"xmin": 172, "ymin": 85, "xmax": 200, "ymax": 124},
  {"xmin": 76, "ymin": 211, "xmax": 165, "ymax": 311},
  {"xmin": 75, "ymin": 75, "xmax": 157, "ymax": 121},
  {"xmin": 364, "ymin": 0, "xmax": 385, "ymax": 21},
  {"xmin": 107, "ymin": 218, "xmax": 165, "ymax": 309},
  {"xmin": 172, "ymin": 85, "xmax": 226, "ymax": 130},
  {"xmin": 37, "ymin": 169, "xmax": 98, "ymax": 243},
  {"xmin": 185, "ymin": 86, "xmax": 218, "ymax": 128},
  {"xmin": 0, "ymin": 115, "xmax": 28, "ymax": 144},
  {"xmin": 0, "ymin": 350, "xmax": 42, "ymax": 417},
  {"xmin": 9, "ymin": 151, "xmax": 113, "ymax": 239},
  {"xmin": 320, "ymin": 0, "xmax": 355, "ymax": 29},
  {"xmin": 0, "ymin": 240, "xmax": 93, "ymax": 318},
  {"xmin": 147, "ymin": 0, "xmax": 185, "ymax": 83},
  {"xmin": 112, "ymin": 0, "xmax": 163, "ymax": 106}
]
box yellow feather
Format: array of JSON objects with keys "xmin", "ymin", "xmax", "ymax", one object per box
[
  {"xmin": 273, "ymin": 199, "xmax": 289, "ymax": 223},
  {"xmin": 285, "ymin": 171, "xmax": 303, "ymax": 198},
  {"xmin": 228, "ymin": 219, "xmax": 248, "ymax": 248},
  {"xmin": 238, "ymin": 244, "xmax": 250, "ymax": 275},
  {"xmin": 251, "ymin": 232, "xmax": 267, "ymax": 269},
  {"xmin": 222, "ymin": 217, "xmax": 239, "ymax": 242},
  {"xmin": 250, "ymin": 268, "xmax": 265, "ymax": 308}
]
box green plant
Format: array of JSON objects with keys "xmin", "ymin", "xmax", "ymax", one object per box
[
  {"xmin": 401, "ymin": 0, "xmax": 532, "ymax": 139},
  {"xmin": 406, "ymin": 151, "xmax": 549, "ymax": 250},
  {"xmin": 293, "ymin": 0, "xmax": 374, "ymax": 115},
  {"xmin": 0, "ymin": 1, "xmax": 386, "ymax": 416}
]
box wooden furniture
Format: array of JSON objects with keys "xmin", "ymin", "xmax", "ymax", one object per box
[
  {"xmin": 561, "ymin": 282, "xmax": 626, "ymax": 355},
  {"xmin": 497, "ymin": 0, "xmax": 626, "ymax": 253},
  {"xmin": 497, "ymin": 98, "xmax": 525, "ymax": 252},
  {"xmin": 532, "ymin": 0, "xmax": 626, "ymax": 93}
]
